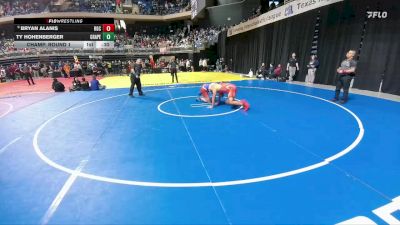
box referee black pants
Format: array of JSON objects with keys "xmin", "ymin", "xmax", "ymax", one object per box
[
  {"xmin": 335, "ymin": 74, "xmax": 353, "ymax": 101},
  {"xmin": 129, "ymin": 75, "xmax": 143, "ymax": 95},
  {"xmin": 25, "ymin": 73, "xmax": 35, "ymax": 85},
  {"xmin": 171, "ymin": 69, "xmax": 178, "ymax": 83}
]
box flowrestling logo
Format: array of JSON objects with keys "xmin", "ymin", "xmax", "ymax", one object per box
[{"xmin": 367, "ymin": 11, "xmax": 388, "ymax": 19}]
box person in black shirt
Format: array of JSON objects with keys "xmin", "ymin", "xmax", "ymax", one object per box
[
  {"xmin": 286, "ymin": 53, "xmax": 299, "ymax": 81},
  {"xmin": 128, "ymin": 59, "xmax": 144, "ymax": 97},
  {"xmin": 80, "ymin": 77, "xmax": 90, "ymax": 91},
  {"xmin": 170, "ymin": 59, "xmax": 178, "ymax": 83},
  {"xmin": 268, "ymin": 63, "xmax": 275, "ymax": 79},
  {"xmin": 332, "ymin": 50, "xmax": 357, "ymax": 104},
  {"xmin": 52, "ymin": 78, "xmax": 65, "ymax": 92},
  {"xmin": 23, "ymin": 63, "xmax": 35, "ymax": 85},
  {"xmin": 257, "ymin": 63, "xmax": 267, "ymax": 80},
  {"xmin": 69, "ymin": 77, "xmax": 81, "ymax": 92}
]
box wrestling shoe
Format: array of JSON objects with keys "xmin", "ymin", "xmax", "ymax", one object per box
[{"xmin": 241, "ymin": 99, "xmax": 250, "ymax": 111}]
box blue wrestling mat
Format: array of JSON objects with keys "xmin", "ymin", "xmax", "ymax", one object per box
[{"xmin": 0, "ymin": 80, "xmax": 399, "ymax": 224}]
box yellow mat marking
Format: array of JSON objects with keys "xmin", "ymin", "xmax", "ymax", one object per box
[{"xmin": 100, "ymin": 72, "xmax": 253, "ymax": 89}]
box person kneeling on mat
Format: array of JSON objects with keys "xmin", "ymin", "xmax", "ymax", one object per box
[
  {"xmin": 197, "ymin": 83, "xmax": 218, "ymax": 103},
  {"xmin": 208, "ymin": 82, "xmax": 250, "ymax": 111}
]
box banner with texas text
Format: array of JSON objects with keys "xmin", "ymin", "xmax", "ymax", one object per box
[{"xmin": 227, "ymin": 0, "xmax": 343, "ymax": 37}]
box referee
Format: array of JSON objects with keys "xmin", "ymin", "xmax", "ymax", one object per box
[
  {"xmin": 128, "ymin": 59, "xmax": 144, "ymax": 97},
  {"xmin": 170, "ymin": 59, "xmax": 178, "ymax": 83}
]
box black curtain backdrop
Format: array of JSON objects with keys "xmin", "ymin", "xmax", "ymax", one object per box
[
  {"xmin": 315, "ymin": 0, "xmax": 364, "ymax": 86},
  {"xmin": 352, "ymin": 0, "xmax": 400, "ymax": 93},
  {"xmin": 379, "ymin": 1, "xmax": 400, "ymax": 95},
  {"xmin": 222, "ymin": 10, "xmax": 317, "ymax": 80},
  {"xmin": 220, "ymin": 0, "xmax": 400, "ymax": 95}
]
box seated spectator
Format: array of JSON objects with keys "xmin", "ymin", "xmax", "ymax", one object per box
[
  {"xmin": 69, "ymin": 77, "xmax": 81, "ymax": 92},
  {"xmin": 90, "ymin": 75, "xmax": 106, "ymax": 90},
  {"xmin": 242, "ymin": 68, "xmax": 254, "ymax": 78},
  {"xmin": 248, "ymin": 68, "xmax": 254, "ymax": 77},
  {"xmin": 40, "ymin": 65, "xmax": 48, "ymax": 77},
  {"xmin": 274, "ymin": 64, "xmax": 283, "ymax": 81},
  {"xmin": 257, "ymin": 63, "xmax": 267, "ymax": 79},
  {"xmin": 268, "ymin": 63, "xmax": 275, "ymax": 79},
  {"xmin": 52, "ymin": 78, "xmax": 65, "ymax": 92},
  {"xmin": 81, "ymin": 77, "xmax": 90, "ymax": 90}
]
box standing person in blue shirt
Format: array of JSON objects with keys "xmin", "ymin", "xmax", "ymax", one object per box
[
  {"xmin": 305, "ymin": 55, "xmax": 320, "ymax": 84},
  {"xmin": 332, "ymin": 50, "xmax": 357, "ymax": 104},
  {"xmin": 90, "ymin": 75, "xmax": 105, "ymax": 90},
  {"xmin": 128, "ymin": 59, "xmax": 144, "ymax": 97}
]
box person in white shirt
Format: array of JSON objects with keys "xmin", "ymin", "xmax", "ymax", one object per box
[
  {"xmin": 202, "ymin": 59, "xmax": 208, "ymax": 71},
  {"xmin": 305, "ymin": 55, "xmax": 319, "ymax": 84},
  {"xmin": 0, "ymin": 66, "xmax": 6, "ymax": 80},
  {"xmin": 199, "ymin": 58, "xmax": 203, "ymax": 71},
  {"xmin": 186, "ymin": 59, "xmax": 191, "ymax": 72},
  {"xmin": 242, "ymin": 68, "xmax": 254, "ymax": 78},
  {"xmin": 248, "ymin": 68, "xmax": 254, "ymax": 77}
]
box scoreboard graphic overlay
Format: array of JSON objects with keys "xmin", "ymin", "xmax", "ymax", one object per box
[{"xmin": 14, "ymin": 18, "xmax": 115, "ymax": 49}]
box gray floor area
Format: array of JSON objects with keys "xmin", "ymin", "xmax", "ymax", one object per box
[
  {"xmin": 237, "ymin": 73, "xmax": 400, "ymax": 102},
  {"xmin": 290, "ymin": 81, "xmax": 400, "ymax": 102}
]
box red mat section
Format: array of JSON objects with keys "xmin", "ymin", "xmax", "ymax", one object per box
[{"xmin": 0, "ymin": 76, "xmax": 103, "ymax": 97}]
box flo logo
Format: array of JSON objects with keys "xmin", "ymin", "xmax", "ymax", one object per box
[
  {"xmin": 285, "ymin": 5, "xmax": 293, "ymax": 16},
  {"xmin": 367, "ymin": 11, "xmax": 388, "ymax": 19},
  {"xmin": 337, "ymin": 196, "xmax": 400, "ymax": 225}
]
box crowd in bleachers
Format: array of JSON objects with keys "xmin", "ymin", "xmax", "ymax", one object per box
[
  {"xmin": 125, "ymin": 0, "xmax": 190, "ymax": 15},
  {"xmin": 0, "ymin": 60, "xmax": 106, "ymax": 81},
  {"xmin": 50, "ymin": 0, "xmax": 116, "ymax": 13},
  {"xmin": 124, "ymin": 27, "xmax": 220, "ymax": 49},
  {"xmin": 0, "ymin": 0, "xmax": 50, "ymax": 17},
  {"xmin": 0, "ymin": 0, "xmax": 190, "ymax": 17},
  {"xmin": 0, "ymin": 55, "xmax": 222, "ymax": 83}
]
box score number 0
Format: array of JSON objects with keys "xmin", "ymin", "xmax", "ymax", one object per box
[{"xmin": 102, "ymin": 24, "xmax": 115, "ymax": 32}]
